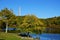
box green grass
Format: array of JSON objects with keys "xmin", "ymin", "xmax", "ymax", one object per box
[
  {"xmin": 0, "ymin": 32, "xmax": 35, "ymax": 40},
  {"xmin": 0, "ymin": 32, "xmax": 22, "ymax": 40}
]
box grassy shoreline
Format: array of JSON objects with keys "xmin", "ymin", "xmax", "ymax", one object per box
[
  {"xmin": 0, "ymin": 32, "xmax": 39, "ymax": 40},
  {"xmin": 0, "ymin": 32, "xmax": 22, "ymax": 40}
]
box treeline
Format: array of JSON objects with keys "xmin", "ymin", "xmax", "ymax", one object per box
[
  {"xmin": 42, "ymin": 16, "xmax": 60, "ymax": 33},
  {"xmin": 0, "ymin": 8, "xmax": 60, "ymax": 34}
]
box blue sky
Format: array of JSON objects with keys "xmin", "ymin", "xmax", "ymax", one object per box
[{"xmin": 0, "ymin": 0, "xmax": 60, "ymax": 18}]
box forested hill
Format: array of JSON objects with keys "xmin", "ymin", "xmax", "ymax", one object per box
[
  {"xmin": 0, "ymin": 8, "xmax": 60, "ymax": 33},
  {"xmin": 40, "ymin": 16, "xmax": 60, "ymax": 33},
  {"xmin": 41, "ymin": 16, "xmax": 60, "ymax": 27}
]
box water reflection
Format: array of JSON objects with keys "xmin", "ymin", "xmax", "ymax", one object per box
[{"xmin": 30, "ymin": 33, "xmax": 60, "ymax": 40}]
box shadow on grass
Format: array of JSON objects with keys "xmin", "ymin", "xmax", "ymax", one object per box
[{"xmin": 0, "ymin": 39, "xmax": 5, "ymax": 40}]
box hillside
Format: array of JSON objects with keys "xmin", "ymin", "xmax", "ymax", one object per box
[
  {"xmin": 41, "ymin": 16, "xmax": 60, "ymax": 33},
  {"xmin": 0, "ymin": 8, "xmax": 60, "ymax": 34}
]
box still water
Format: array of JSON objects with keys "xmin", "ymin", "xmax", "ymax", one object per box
[{"xmin": 30, "ymin": 33, "xmax": 60, "ymax": 40}]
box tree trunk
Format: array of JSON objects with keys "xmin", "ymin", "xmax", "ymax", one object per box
[{"xmin": 5, "ymin": 22, "xmax": 8, "ymax": 33}]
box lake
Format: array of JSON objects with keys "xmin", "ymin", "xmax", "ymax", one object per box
[{"xmin": 30, "ymin": 33, "xmax": 60, "ymax": 40}]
